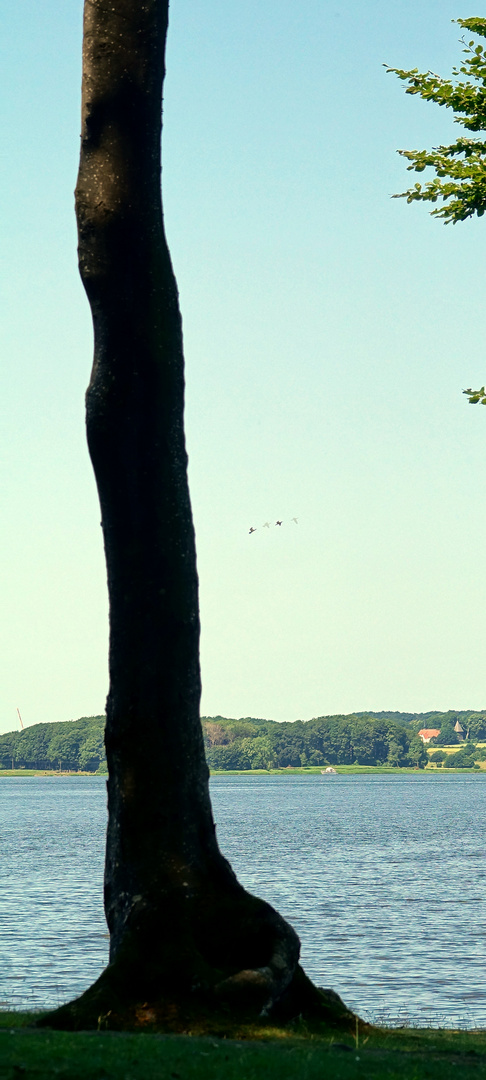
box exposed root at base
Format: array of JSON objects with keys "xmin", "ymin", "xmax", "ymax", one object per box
[{"xmin": 36, "ymin": 964, "xmax": 363, "ymax": 1038}]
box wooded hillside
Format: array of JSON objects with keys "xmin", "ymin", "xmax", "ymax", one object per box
[
  {"xmin": 355, "ymin": 709, "xmax": 486, "ymax": 741},
  {"xmin": 1, "ymin": 709, "xmax": 484, "ymax": 772},
  {"xmin": 201, "ymin": 714, "xmax": 428, "ymax": 769},
  {"xmin": 0, "ymin": 716, "xmax": 106, "ymax": 772}
]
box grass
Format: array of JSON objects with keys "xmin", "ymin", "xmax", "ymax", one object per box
[
  {"xmin": 3, "ymin": 760, "xmax": 486, "ymax": 777},
  {"xmin": 0, "ymin": 770, "xmax": 96, "ymax": 777},
  {"xmin": 1, "ymin": 767, "xmax": 485, "ymax": 777},
  {"xmin": 1, "ymin": 1012, "xmax": 486, "ymax": 1079},
  {"xmin": 211, "ymin": 764, "xmax": 485, "ymax": 775},
  {"xmin": 425, "ymin": 742, "xmax": 486, "ymax": 770},
  {"xmin": 0, "ymin": 766, "xmax": 430, "ymax": 778}
]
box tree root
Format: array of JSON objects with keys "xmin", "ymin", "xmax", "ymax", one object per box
[
  {"xmin": 36, "ymin": 964, "xmax": 358, "ymax": 1036},
  {"xmin": 36, "ymin": 889, "xmax": 359, "ymax": 1035}
]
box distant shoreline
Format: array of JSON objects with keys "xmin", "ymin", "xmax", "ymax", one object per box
[
  {"xmin": 0, "ymin": 769, "xmax": 100, "ymax": 777},
  {"xmin": 1, "ymin": 764, "xmax": 485, "ymax": 777},
  {"xmin": 210, "ymin": 764, "xmax": 486, "ymax": 775}
]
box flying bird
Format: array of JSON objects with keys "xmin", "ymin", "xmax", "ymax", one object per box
[{"xmin": 248, "ymin": 517, "xmax": 299, "ymax": 533}]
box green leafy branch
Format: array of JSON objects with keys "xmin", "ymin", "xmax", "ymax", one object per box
[
  {"xmin": 463, "ymin": 386, "xmax": 486, "ymax": 404},
  {"xmin": 386, "ymin": 18, "xmax": 486, "ymax": 223}
]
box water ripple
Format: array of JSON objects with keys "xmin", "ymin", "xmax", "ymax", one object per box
[{"xmin": 1, "ymin": 773, "xmax": 485, "ymax": 1027}]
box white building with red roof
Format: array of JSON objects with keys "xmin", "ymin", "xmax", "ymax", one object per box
[{"xmin": 418, "ymin": 728, "xmax": 441, "ymax": 744}]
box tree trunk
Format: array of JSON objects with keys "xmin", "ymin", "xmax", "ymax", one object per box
[{"xmin": 39, "ymin": 0, "xmax": 354, "ymax": 1033}]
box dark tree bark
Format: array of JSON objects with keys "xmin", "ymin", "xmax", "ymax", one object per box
[{"xmin": 40, "ymin": 0, "xmax": 354, "ymax": 1032}]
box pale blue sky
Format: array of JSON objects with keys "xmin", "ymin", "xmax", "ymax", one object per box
[{"xmin": 2, "ymin": 0, "xmax": 486, "ymax": 734}]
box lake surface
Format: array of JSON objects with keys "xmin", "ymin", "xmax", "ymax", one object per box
[{"xmin": 1, "ymin": 773, "xmax": 485, "ymax": 1026}]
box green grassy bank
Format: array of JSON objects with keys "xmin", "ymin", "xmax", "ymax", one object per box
[
  {"xmin": 1, "ymin": 1012, "xmax": 486, "ymax": 1079},
  {"xmin": 1, "ymin": 763, "xmax": 486, "ymax": 776},
  {"xmin": 0, "ymin": 770, "xmax": 95, "ymax": 777},
  {"xmin": 210, "ymin": 766, "xmax": 423, "ymax": 776}
]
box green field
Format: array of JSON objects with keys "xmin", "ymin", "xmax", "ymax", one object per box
[
  {"xmin": 0, "ymin": 770, "xmax": 94, "ymax": 777},
  {"xmin": 1, "ymin": 1012, "xmax": 485, "ymax": 1079},
  {"xmin": 1, "ymin": 763, "xmax": 486, "ymax": 776}
]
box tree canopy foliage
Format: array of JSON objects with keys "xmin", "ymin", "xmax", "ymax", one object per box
[
  {"xmin": 202, "ymin": 714, "xmax": 427, "ymax": 769},
  {"xmin": 3, "ymin": 709, "xmax": 486, "ymax": 772},
  {"xmin": 386, "ymin": 18, "xmax": 486, "ymax": 226},
  {"xmin": 0, "ymin": 716, "xmax": 105, "ymax": 772},
  {"xmin": 422, "ymin": 709, "xmax": 486, "ymax": 745},
  {"xmin": 202, "ymin": 709, "xmax": 486, "ymax": 767},
  {"xmin": 388, "ymin": 19, "xmax": 486, "ymax": 404},
  {"xmin": 442, "ymin": 742, "xmax": 486, "ymax": 768}
]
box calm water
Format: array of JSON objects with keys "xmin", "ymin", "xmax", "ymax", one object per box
[{"xmin": 1, "ymin": 773, "xmax": 485, "ymax": 1026}]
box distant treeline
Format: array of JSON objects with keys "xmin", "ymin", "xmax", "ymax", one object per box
[
  {"xmin": 354, "ymin": 709, "xmax": 486, "ymax": 744},
  {"xmin": 1, "ymin": 709, "xmax": 485, "ymax": 773},
  {"xmin": 0, "ymin": 716, "xmax": 106, "ymax": 772},
  {"xmin": 201, "ymin": 714, "xmax": 429, "ymax": 769}
]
